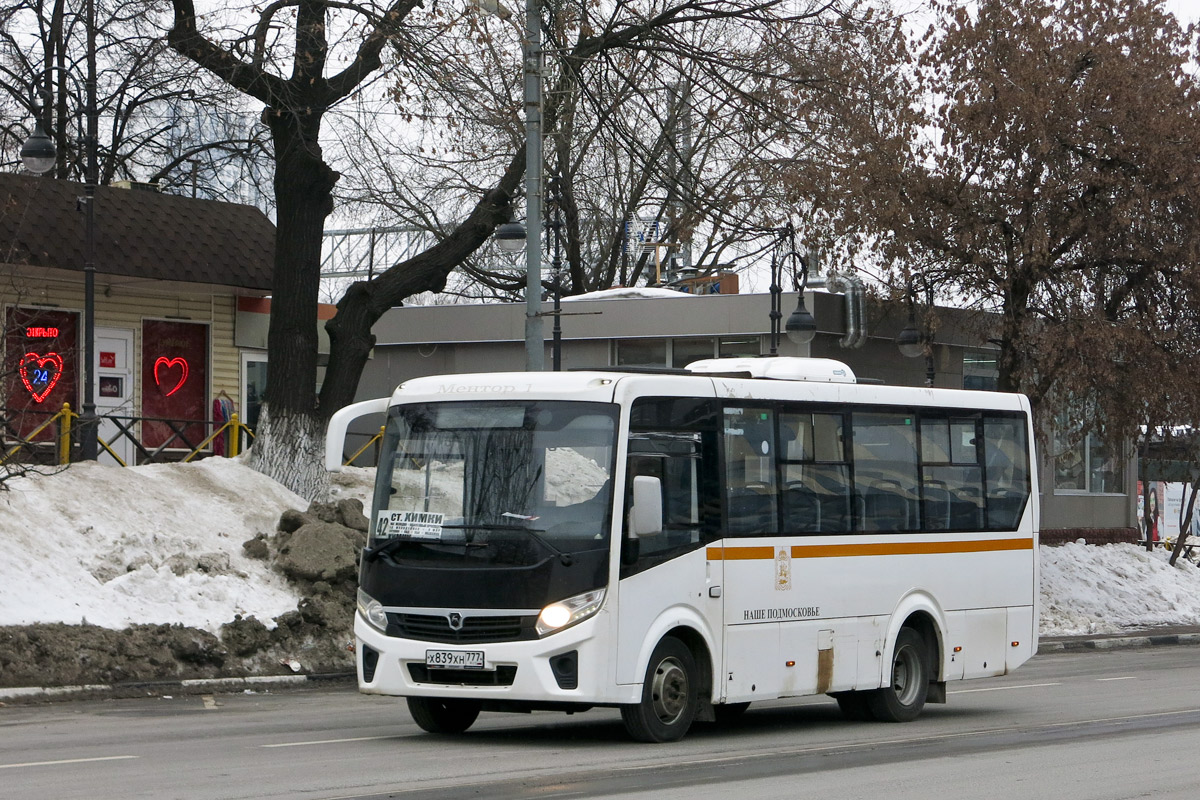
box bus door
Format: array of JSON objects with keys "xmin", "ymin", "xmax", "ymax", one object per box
[{"xmin": 615, "ymin": 400, "xmax": 723, "ymax": 690}]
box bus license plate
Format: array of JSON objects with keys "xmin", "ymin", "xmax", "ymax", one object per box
[{"xmin": 425, "ymin": 649, "xmax": 485, "ymax": 669}]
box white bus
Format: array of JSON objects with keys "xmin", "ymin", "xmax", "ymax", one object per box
[{"xmin": 327, "ymin": 357, "xmax": 1038, "ymax": 742}]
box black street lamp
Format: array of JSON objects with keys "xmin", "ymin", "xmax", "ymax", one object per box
[
  {"xmin": 21, "ymin": 0, "xmax": 100, "ymax": 461},
  {"xmin": 768, "ymin": 224, "xmax": 817, "ymax": 355}
]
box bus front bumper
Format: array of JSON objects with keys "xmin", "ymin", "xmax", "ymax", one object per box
[{"xmin": 353, "ymin": 612, "xmax": 629, "ymax": 705}]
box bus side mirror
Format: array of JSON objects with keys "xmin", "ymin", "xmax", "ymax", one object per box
[
  {"xmin": 325, "ymin": 397, "xmax": 390, "ymax": 472},
  {"xmin": 630, "ymin": 476, "xmax": 663, "ymax": 538}
]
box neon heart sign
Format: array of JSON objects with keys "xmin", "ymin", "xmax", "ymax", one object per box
[
  {"xmin": 153, "ymin": 356, "xmax": 189, "ymax": 397},
  {"xmin": 19, "ymin": 351, "xmax": 64, "ymax": 404}
]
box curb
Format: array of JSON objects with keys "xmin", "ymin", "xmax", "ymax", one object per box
[
  {"xmin": 0, "ymin": 671, "xmax": 355, "ymax": 704},
  {"xmin": 1038, "ymin": 632, "xmax": 1200, "ymax": 652}
]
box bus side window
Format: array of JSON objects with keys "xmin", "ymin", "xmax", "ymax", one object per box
[
  {"xmin": 723, "ymin": 406, "xmax": 779, "ymax": 536},
  {"xmin": 624, "ymin": 431, "xmax": 713, "ymax": 565},
  {"xmin": 983, "ymin": 416, "xmax": 1030, "ymax": 530},
  {"xmin": 780, "ymin": 411, "xmax": 851, "ymax": 534},
  {"xmin": 852, "ymin": 412, "xmax": 919, "ymax": 533}
]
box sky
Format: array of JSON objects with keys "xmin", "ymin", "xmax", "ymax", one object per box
[{"xmin": 2, "ymin": 459, "xmax": 1200, "ymax": 637}]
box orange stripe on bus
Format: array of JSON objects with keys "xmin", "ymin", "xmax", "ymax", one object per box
[{"xmin": 707, "ymin": 538, "xmax": 1033, "ymax": 561}]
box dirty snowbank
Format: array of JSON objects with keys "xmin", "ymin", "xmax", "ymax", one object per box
[
  {"xmin": 1039, "ymin": 541, "xmax": 1200, "ymax": 635},
  {"xmin": 0, "ymin": 458, "xmax": 304, "ymax": 633}
]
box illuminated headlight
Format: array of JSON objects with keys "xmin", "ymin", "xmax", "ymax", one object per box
[
  {"xmin": 536, "ymin": 588, "xmax": 606, "ymax": 636},
  {"xmin": 356, "ymin": 589, "xmax": 389, "ymax": 632}
]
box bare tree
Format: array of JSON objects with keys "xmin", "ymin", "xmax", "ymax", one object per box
[
  {"xmin": 0, "ymin": 0, "xmax": 270, "ymax": 202},
  {"xmin": 166, "ymin": 0, "xmax": 850, "ymax": 499}
]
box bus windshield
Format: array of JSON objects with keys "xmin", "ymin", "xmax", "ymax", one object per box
[{"xmin": 370, "ymin": 400, "xmax": 618, "ymax": 568}]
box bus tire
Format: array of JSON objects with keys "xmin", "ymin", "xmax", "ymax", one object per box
[
  {"xmin": 621, "ymin": 637, "xmax": 699, "ymax": 742},
  {"xmin": 866, "ymin": 627, "xmax": 929, "ymax": 723},
  {"xmin": 832, "ymin": 691, "xmax": 875, "ymax": 721},
  {"xmin": 406, "ymin": 697, "xmax": 481, "ymax": 734}
]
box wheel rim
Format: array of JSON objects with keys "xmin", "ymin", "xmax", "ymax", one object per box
[
  {"xmin": 650, "ymin": 656, "xmax": 689, "ymax": 725},
  {"xmin": 891, "ymin": 644, "xmax": 922, "ymax": 707}
]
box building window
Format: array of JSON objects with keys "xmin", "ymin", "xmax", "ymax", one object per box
[
  {"xmin": 719, "ymin": 336, "xmax": 761, "ymax": 359},
  {"xmin": 1054, "ymin": 425, "xmax": 1125, "ymax": 494},
  {"xmin": 671, "ymin": 337, "xmax": 716, "ymax": 368},
  {"xmin": 615, "ymin": 339, "xmax": 667, "ymax": 367},
  {"xmin": 613, "ymin": 336, "xmax": 761, "ymax": 367},
  {"xmin": 963, "ymin": 349, "xmax": 999, "ymax": 391}
]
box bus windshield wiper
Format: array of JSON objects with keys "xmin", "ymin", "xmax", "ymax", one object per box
[
  {"xmin": 443, "ymin": 523, "xmax": 575, "ymax": 566},
  {"xmin": 364, "ymin": 536, "xmax": 409, "ymax": 563}
]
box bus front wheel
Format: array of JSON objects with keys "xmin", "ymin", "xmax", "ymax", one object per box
[
  {"xmin": 621, "ymin": 637, "xmax": 699, "ymax": 743},
  {"xmin": 406, "ymin": 697, "xmax": 481, "ymax": 734},
  {"xmin": 866, "ymin": 627, "xmax": 929, "ymax": 723}
]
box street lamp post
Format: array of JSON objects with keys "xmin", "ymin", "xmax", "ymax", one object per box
[
  {"xmin": 522, "ymin": 0, "xmax": 544, "ymax": 372},
  {"xmin": 767, "ymin": 224, "xmax": 817, "ymax": 355},
  {"xmin": 20, "ymin": 0, "xmax": 100, "ymax": 461}
]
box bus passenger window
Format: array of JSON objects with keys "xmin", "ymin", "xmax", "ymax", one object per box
[
  {"xmin": 984, "ymin": 416, "xmax": 1030, "ymax": 530},
  {"xmin": 724, "ymin": 406, "xmax": 778, "ymax": 536},
  {"xmin": 853, "ymin": 412, "xmax": 919, "ymax": 533},
  {"xmin": 780, "ymin": 411, "xmax": 851, "ymax": 534}
]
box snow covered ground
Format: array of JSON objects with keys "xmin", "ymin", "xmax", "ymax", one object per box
[{"xmin": 2, "ymin": 459, "xmax": 1199, "ymax": 637}]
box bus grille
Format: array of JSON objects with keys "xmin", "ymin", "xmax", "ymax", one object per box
[
  {"xmin": 387, "ymin": 613, "xmax": 536, "ymax": 643},
  {"xmin": 407, "ymin": 664, "xmax": 518, "ymax": 686}
]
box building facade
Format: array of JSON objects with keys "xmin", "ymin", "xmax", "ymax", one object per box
[{"xmin": 1, "ymin": 173, "xmax": 273, "ymax": 463}]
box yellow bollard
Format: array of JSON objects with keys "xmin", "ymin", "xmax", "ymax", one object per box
[
  {"xmin": 58, "ymin": 403, "xmax": 73, "ymax": 465},
  {"xmin": 230, "ymin": 413, "xmax": 240, "ymax": 457}
]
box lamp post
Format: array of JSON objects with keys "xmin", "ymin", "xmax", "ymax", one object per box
[
  {"xmin": 480, "ymin": 0, "xmax": 544, "ymax": 371},
  {"xmin": 522, "ymin": 0, "xmax": 544, "ymax": 371},
  {"xmin": 493, "ymin": 182, "xmax": 566, "ymax": 371},
  {"xmin": 767, "ymin": 224, "xmax": 817, "ymax": 355},
  {"xmin": 20, "ymin": 0, "xmax": 99, "ymax": 461}
]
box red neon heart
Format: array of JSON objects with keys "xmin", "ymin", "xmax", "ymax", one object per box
[
  {"xmin": 19, "ymin": 351, "xmax": 64, "ymax": 404},
  {"xmin": 154, "ymin": 356, "xmax": 189, "ymax": 397}
]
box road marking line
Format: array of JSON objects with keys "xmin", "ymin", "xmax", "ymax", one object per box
[
  {"xmin": 948, "ymin": 682, "xmax": 1061, "ymax": 694},
  {"xmin": 610, "ymin": 707, "xmax": 1200, "ymax": 775},
  {"xmin": 202, "ymin": 694, "xmax": 218, "ymax": 710},
  {"xmin": 0, "ymin": 755, "xmax": 138, "ymax": 770},
  {"xmin": 262, "ymin": 735, "xmax": 400, "ymax": 748},
  {"xmin": 1096, "ymin": 676, "xmax": 1138, "ymax": 682}
]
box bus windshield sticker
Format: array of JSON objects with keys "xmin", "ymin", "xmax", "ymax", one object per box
[{"xmin": 375, "ymin": 510, "xmax": 445, "ymax": 540}]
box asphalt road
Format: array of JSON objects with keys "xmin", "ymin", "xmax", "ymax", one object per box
[{"xmin": 2, "ymin": 645, "xmax": 1199, "ymax": 800}]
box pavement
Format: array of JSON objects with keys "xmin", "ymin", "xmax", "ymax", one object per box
[
  {"xmin": 3, "ymin": 627, "xmax": 1199, "ymax": 706},
  {"xmin": 1037, "ymin": 625, "xmax": 1200, "ymax": 652}
]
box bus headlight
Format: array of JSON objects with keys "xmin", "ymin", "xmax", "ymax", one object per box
[
  {"xmin": 536, "ymin": 588, "xmax": 606, "ymax": 636},
  {"xmin": 356, "ymin": 589, "xmax": 389, "ymax": 632}
]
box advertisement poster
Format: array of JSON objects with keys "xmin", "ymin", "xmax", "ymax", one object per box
[
  {"xmin": 1138, "ymin": 481, "xmax": 1191, "ymax": 543},
  {"xmin": 140, "ymin": 320, "xmax": 208, "ymax": 449},
  {"xmin": 3, "ymin": 307, "xmax": 79, "ymax": 440}
]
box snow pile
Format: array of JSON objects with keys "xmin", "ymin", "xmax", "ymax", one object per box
[
  {"xmin": 1039, "ymin": 541, "xmax": 1200, "ymax": 635},
  {"xmin": 561, "ymin": 287, "xmax": 696, "ymax": 302},
  {"xmin": 0, "ymin": 458, "xmax": 305, "ymax": 633}
]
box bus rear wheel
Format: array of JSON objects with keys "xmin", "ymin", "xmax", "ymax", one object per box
[
  {"xmin": 866, "ymin": 627, "xmax": 929, "ymax": 723},
  {"xmin": 621, "ymin": 637, "xmax": 699, "ymax": 743},
  {"xmin": 406, "ymin": 697, "xmax": 481, "ymax": 734}
]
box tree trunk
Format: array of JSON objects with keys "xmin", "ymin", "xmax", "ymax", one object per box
[
  {"xmin": 250, "ymin": 109, "xmax": 338, "ymax": 499},
  {"xmin": 248, "ymin": 404, "xmax": 330, "ymax": 501}
]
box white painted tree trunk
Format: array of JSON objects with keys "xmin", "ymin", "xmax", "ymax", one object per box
[{"xmin": 246, "ymin": 404, "xmax": 331, "ymax": 502}]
